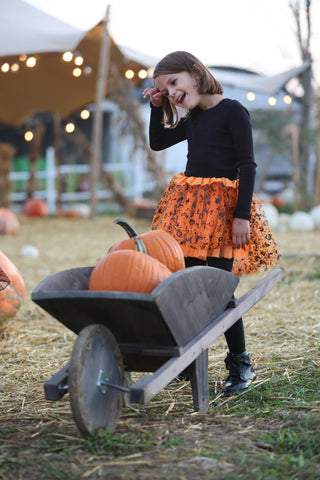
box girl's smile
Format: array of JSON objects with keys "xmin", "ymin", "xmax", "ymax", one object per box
[
  {"xmin": 154, "ymin": 71, "xmax": 223, "ymax": 110},
  {"xmin": 154, "ymin": 71, "xmax": 202, "ymax": 109}
]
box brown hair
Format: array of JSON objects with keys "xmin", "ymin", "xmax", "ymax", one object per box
[{"xmin": 153, "ymin": 51, "xmax": 223, "ymax": 127}]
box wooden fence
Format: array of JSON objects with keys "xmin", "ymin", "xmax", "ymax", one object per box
[{"xmin": 8, "ymin": 147, "xmax": 156, "ymax": 214}]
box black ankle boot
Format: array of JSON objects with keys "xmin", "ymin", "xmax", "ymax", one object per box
[{"xmin": 223, "ymin": 351, "xmax": 256, "ymax": 396}]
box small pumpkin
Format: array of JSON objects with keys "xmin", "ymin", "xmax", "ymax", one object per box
[
  {"xmin": 89, "ymin": 236, "xmax": 171, "ymax": 294},
  {"xmin": 272, "ymin": 196, "xmax": 285, "ymax": 208},
  {"xmin": 64, "ymin": 209, "xmax": 80, "ymax": 219},
  {"xmin": 0, "ymin": 251, "xmax": 25, "ymax": 321},
  {"xmin": 108, "ymin": 218, "xmax": 185, "ymax": 273},
  {"xmin": 23, "ymin": 198, "xmax": 48, "ymax": 217},
  {"xmin": 0, "ymin": 208, "xmax": 19, "ymax": 234}
]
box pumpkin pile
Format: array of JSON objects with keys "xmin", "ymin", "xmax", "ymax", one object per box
[
  {"xmin": 89, "ymin": 219, "xmax": 185, "ymax": 294},
  {"xmin": 0, "ymin": 251, "xmax": 25, "ymax": 322}
]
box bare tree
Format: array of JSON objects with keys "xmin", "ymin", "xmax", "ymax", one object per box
[{"xmin": 290, "ymin": 0, "xmax": 314, "ymax": 208}]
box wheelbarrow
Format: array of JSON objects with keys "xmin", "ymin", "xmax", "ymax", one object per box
[{"xmin": 32, "ymin": 265, "xmax": 282, "ymax": 436}]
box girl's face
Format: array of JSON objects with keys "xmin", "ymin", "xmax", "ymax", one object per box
[{"xmin": 154, "ymin": 71, "xmax": 201, "ymax": 110}]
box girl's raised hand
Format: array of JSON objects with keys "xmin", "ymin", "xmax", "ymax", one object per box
[{"xmin": 143, "ymin": 87, "xmax": 163, "ymax": 107}]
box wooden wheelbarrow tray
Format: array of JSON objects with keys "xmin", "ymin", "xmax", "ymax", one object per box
[{"xmin": 32, "ymin": 265, "xmax": 282, "ymax": 436}]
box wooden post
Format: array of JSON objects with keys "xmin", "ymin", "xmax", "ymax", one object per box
[
  {"xmin": 53, "ymin": 114, "xmax": 62, "ymax": 212},
  {"xmin": 89, "ymin": 6, "xmax": 111, "ymax": 219},
  {"xmin": 26, "ymin": 122, "xmax": 45, "ymax": 200},
  {"xmin": 0, "ymin": 143, "xmax": 15, "ymax": 208}
]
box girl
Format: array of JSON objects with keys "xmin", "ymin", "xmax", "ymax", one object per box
[{"xmin": 143, "ymin": 51, "xmax": 280, "ymax": 396}]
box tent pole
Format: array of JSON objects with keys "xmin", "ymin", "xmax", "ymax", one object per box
[
  {"xmin": 53, "ymin": 113, "xmax": 62, "ymax": 212},
  {"xmin": 89, "ymin": 6, "xmax": 111, "ymax": 219}
]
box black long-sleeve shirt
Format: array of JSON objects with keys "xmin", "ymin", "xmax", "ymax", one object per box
[{"xmin": 149, "ymin": 99, "xmax": 257, "ymax": 220}]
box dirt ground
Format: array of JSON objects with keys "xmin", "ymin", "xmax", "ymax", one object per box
[{"xmin": 0, "ymin": 214, "xmax": 320, "ymax": 479}]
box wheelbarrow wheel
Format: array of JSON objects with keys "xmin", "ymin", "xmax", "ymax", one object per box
[{"xmin": 68, "ymin": 324, "xmax": 124, "ymax": 436}]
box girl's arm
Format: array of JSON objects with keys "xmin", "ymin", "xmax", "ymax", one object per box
[
  {"xmin": 229, "ymin": 102, "xmax": 256, "ymax": 220},
  {"xmin": 228, "ymin": 101, "xmax": 256, "ymax": 249},
  {"xmin": 143, "ymin": 87, "xmax": 187, "ymax": 151}
]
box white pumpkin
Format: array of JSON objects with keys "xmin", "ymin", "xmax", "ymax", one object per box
[
  {"xmin": 262, "ymin": 203, "xmax": 279, "ymax": 231},
  {"xmin": 289, "ymin": 211, "xmax": 315, "ymax": 232},
  {"xmin": 69, "ymin": 203, "xmax": 90, "ymax": 218},
  {"xmin": 278, "ymin": 213, "xmax": 292, "ymax": 233},
  {"xmin": 21, "ymin": 245, "xmax": 39, "ymax": 258},
  {"xmin": 310, "ymin": 205, "xmax": 320, "ymax": 229}
]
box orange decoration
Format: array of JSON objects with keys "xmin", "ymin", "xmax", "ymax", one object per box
[
  {"xmin": 0, "ymin": 251, "xmax": 25, "ymax": 321},
  {"xmin": 0, "ymin": 208, "xmax": 19, "ymax": 234},
  {"xmin": 108, "ymin": 218, "xmax": 185, "ymax": 273}
]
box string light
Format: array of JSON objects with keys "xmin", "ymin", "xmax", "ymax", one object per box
[
  {"xmin": 26, "ymin": 56, "xmax": 36, "ymax": 68},
  {"xmin": 138, "ymin": 69, "xmax": 147, "ymax": 79},
  {"xmin": 74, "ymin": 56, "xmax": 84, "ymax": 66},
  {"xmin": 24, "ymin": 131, "xmax": 33, "ymax": 141},
  {"xmin": 246, "ymin": 91, "xmax": 255, "ymax": 101},
  {"xmin": 65, "ymin": 122, "xmax": 75, "ymax": 133},
  {"xmin": 125, "ymin": 69, "xmax": 135, "ymax": 79},
  {"xmin": 80, "ymin": 109, "xmax": 90, "ymax": 120},
  {"xmin": 72, "ymin": 68, "xmax": 82, "ymax": 77},
  {"xmin": 19, "ymin": 54, "xmax": 27, "ymax": 62},
  {"xmin": 11, "ymin": 63, "xmax": 20, "ymax": 72},
  {"xmin": 62, "ymin": 51, "xmax": 73, "ymax": 62},
  {"xmin": 1, "ymin": 63, "xmax": 10, "ymax": 73},
  {"xmin": 283, "ymin": 95, "xmax": 292, "ymax": 105},
  {"xmin": 268, "ymin": 96, "xmax": 277, "ymax": 106}
]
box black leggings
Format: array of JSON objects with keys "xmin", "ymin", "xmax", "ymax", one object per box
[{"xmin": 185, "ymin": 256, "xmax": 246, "ymax": 354}]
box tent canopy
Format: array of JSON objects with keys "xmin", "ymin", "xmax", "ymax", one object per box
[
  {"xmin": 0, "ymin": 1, "xmax": 150, "ymax": 128},
  {"xmin": 0, "ymin": 0, "xmax": 108, "ymax": 55},
  {"xmin": 209, "ymin": 62, "xmax": 311, "ymax": 96}
]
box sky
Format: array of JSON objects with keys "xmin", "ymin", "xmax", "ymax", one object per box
[
  {"xmin": 107, "ymin": 0, "xmax": 320, "ymax": 81},
  {"xmin": 23, "ymin": 0, "xmax": 320, "ymax": 83}
]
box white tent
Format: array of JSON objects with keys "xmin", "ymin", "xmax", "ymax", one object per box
[
  {"xmin": 209, "ymin": 61, "xmax": 311, "ymax": 96},
  {"xmin": 0, "ymin": 0, "xmax": 107, "ymax": 56}
]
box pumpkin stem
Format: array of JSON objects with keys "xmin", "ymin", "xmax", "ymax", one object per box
[
  {"xmin": 133, "ymin": 236, "xmax": 147, "ymax": 254},
  {"xmin": 113, "ymin": 218, "xmax": 147, "ymax": 254},
  {"xmin": 113, "ymin": 218, "xmax": 138, "ymax": 238}
]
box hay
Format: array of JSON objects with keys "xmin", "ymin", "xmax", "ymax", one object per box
[{"xmin": 0, "ymin": 214, "xmax": 319, "ymax": 434}]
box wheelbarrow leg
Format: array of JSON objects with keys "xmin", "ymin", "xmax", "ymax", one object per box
[{"xmin": 189, "ymin": 349, "xmax": 209, "ymax": 414}]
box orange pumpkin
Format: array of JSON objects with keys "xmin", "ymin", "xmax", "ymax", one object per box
[
  {"xmin": 108, "ymin": 218, "xmax": 185, "ymax": 273},
  {"xmin": 64, "ymin": 209, "xmax": 80, "ymax": 219},
  {"xmin": 23, "ymin": 198, "xmax": 48, "ymax": 217},
  {"xmin": 90, "ymin": 234, "xmax": 171, "ymax": 294},
  {"xmin": 0, "ymin": 208, "xmax": 19, "ymax": 234},
  {"xmin": 0, "ymin": 251, "xmax": 25, "ymax": 321},
  {"xmin": 272, "ymin": 196, "xmax": 285, "ymax": 208}
]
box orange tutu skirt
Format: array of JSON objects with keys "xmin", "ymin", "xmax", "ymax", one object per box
[{"xmin": 152, "ymin": 173, "xmax": 281, "ymax": 276}]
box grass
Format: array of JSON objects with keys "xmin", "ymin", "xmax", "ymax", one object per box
[
  {"xmin": 2, "ymin": 359, "xmax": 319, "ymax": 479},
  {"xmin": 0, "ymin": 216, "xmax": 320, "ymax": 479}
]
